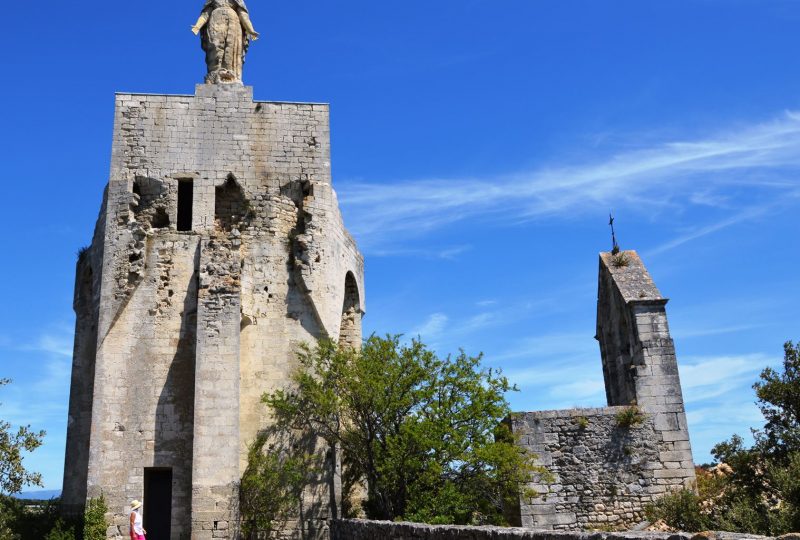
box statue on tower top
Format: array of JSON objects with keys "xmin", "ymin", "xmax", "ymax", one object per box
[{"xmin": 191, "ymin": 0, "xmax": 260, "ymax": 84}]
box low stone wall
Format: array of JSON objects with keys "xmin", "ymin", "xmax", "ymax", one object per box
[
  {"xmin": 510, "ymin": 407, "xmax": 693, "ymax": 530},
  {"xmin": 331, "ymin": 520, "xmax": 770, "ymax": 540}
]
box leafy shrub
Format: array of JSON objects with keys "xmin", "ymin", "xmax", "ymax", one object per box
[
  {"xmin": 645, "ymin": 489, "xmax": 711, "ymax": 532},
  {"xmin": 83, "ymin": 496, "xmax": 108, "ymax": 540},
  {"xmin": 0, "ymin": 496, "xmax": 78, "ymax": 540},
  {"xmin": 575, "ymin": 416, "xmax": 589, "ymax": 430},
  {"xmin": 0, "ymin": 495, "xmax": 19, "ymax": 540},
  {"xmin": 44, "ymin": 519, "xmax": 77, "ymax": 540},
  {"xmin": 239, "ymin": 432, "xmax": 319, "ymax": 539}
]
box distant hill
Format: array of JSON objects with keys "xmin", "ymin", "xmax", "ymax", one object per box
[{"xmin": 12, "ymin": 489, "xmax": 62, "ymax": 500}]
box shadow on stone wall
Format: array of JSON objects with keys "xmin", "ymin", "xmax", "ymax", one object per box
[{"xmin": 153, "ymin": 243, "xmax": 199, "ymax": 538}]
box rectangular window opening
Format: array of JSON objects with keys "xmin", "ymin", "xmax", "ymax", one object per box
[
  {"xmin": 143, "ymin": 467, "xmax": 173, "ymax": 540},
  {"xmin": 177, "ymin": 179, "xmax": 193, "ymax": 232}
]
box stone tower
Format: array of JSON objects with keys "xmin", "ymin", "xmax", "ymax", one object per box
[
  {"xmin": 61, "ymin": 81, "xmax": 364, "ymax": 537},
  {"xmin": 510, "ymin": 250, "xmax": 694, "ymax": 530}
]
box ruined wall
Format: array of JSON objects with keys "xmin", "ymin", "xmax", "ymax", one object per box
[
  {"xmin": 66, "ymin": 84, "xmax": 364, "ymax": 540},
  {"xmin": 87, "ymin": 235, "xmax": 200, "ymax": 538},
  {"xmin": 61, "ymin": 193, "xmax": 107, "ymax": 517},
  {"xmin": 511, "ymin": 251, "xmax": 694, "ymax": 531},
  {"xmin": 512, "ymin": 407, "xmax": 673, "ymax": 529},
  {"xmin": 596, "ymin": 252, "xmax": 694, "ymax": 492},
  {"xmin": 331, "ymin": 520, "xmax": 773, "ymax": 540}
]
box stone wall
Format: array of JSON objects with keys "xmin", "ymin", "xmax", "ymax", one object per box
[
  {"xmin": 61, "ymin": 195, "xmax": 107, "ymax": 517},
  {"xmin": 510, "ymin": 251, "xmax": 695, "ymax": 531},
  {"xmin": 510, "ymin": 407, "xmax": 669, "ymax": 529},
  {"xmin": 330, "ymin": 520, "xmax": 771, "ymax": 540},
  {"xmin": 63, "ymin": 83, "xmax": 364, "ymax": 539}
]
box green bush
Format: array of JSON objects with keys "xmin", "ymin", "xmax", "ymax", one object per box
[
  {"xmin": 0, "ymin": 496, "xmax": 78, "ymax": 540},
  {"xmin": 0, "ymin": 495, "xmax": 19, "ymax": 540},
  {"xmin": 82, "ymin": 496, "xmax": 108, "ymax": 540},
  {"xmin": 44, "ymin": 519, "xmax": 77, "ymax": 540},
  {"xmin": 645, "ymin": 489, "xmax": 711, "ymax": 532},
  {"xmin": 239, "ymin": 432, "xmax": 318, "ymax": 539}
]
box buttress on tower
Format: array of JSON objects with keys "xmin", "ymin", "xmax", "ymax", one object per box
[{"xmin": 61, "ymin": 81, "xmax": 364, "ymax": 539}]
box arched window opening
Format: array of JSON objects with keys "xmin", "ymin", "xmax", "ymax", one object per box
[
  {"xmin": 339, "ymin": 272, "xmax": 361, "ymax": 349},
  {"xmin": 215, "ymin": 175, "xmax": 248, "ymax": 232}
]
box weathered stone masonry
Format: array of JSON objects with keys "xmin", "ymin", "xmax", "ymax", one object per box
[
  {"xmin": 510, "ymin": 251, "xmax": 695, "ymax": 531},
  {"xmin": 62, "ymin": 83, "xmax": 364, "ymax": 539},
  {"xmin": 331, "ymin": 520, "xmax": 771, "ymax": 540}
]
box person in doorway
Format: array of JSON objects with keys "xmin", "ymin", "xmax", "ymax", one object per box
[{"xmin": 130, "ymin": 500, "xmax": 147, "ymax": 540}]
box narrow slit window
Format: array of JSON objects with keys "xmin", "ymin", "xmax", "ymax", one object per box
[{"xmin": 177, "ymin": 179, "xmax": 193, "ymax": 231}]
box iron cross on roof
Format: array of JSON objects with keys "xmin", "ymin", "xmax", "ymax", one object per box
[{"xmin": 609, "ymin": 213, "xmax": 620, "ymax": 255}]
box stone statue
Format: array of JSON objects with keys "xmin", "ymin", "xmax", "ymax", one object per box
[{"xmin": 192, "ymin": 0, "xmax": 259, "ymax": 84}]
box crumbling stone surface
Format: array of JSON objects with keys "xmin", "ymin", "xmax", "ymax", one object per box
[
  {"xmin": 331, "ymin": 520, "xmax": 776, "ymax": 540},
  {"xmin": 63, "ymin": 83, "xmax": 364, "ymax": 539},
  {"xmin": 511, "ymin": 251, "xmax": 695, "ymax": 531},
  {"xmin": 512, "ymin": 408, "xmax": 672, "ymax": 529}
]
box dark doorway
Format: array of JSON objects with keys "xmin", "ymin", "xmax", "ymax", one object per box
[
  {"xmin": 177, "ymin": 180, "xmax": 193, "ymax": 231},
  {"xmin": 143, "ymin": 468, "xmax": 172, "ymax": 540}
]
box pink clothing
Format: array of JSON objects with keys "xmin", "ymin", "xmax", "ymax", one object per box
[{"xmin": 134, "ymin": 535, "xmax": 145, "ymax": 540}]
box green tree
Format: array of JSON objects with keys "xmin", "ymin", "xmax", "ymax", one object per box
[
  {"xmin": 239, "ymin": 431, "xmax": 321, "ymax": 539},
  {"xmin": 753, "ymin": 341, "xmax": 800, "ymax": 459},
  {"xmin": 650, "ymin": 341, "xmax": 800, "ymax": 536},
  {"xmin": 0, "ymin": 379, "xmax": 45, "ymax": 495},
  {"xmin": 0, "ymin": 496, "xmax": 77, "ymax": 540},
  {"xmin": 263, "ymin": 335, "xmax": 544, "ymax": 525},
  {"xmin": 707, "ymin": 341, "xmax": 800, "ymax": 535}
]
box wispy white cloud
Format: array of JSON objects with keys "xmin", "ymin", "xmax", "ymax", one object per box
[
  {"xmin": 8, "ymin": 323, "xmax": 75, "ymax": 358},
  {"xmin": 439, "ymin": 245, "xmax": 472, "ymax": 260},
  {"xmin": 686, "ymin": 402, "xmax": 763, "ymax": 429},
  {"xmin": 0, "ymin": 327, "xmax": 76, "ymax": 490},
  {"xmin": 340, "ymin": 111, "xmax": 800, "ymax": 250},
  {"xmin": 671, "ymin": 323, "xmax": 765, "ymax": 340},
  {"xmin": 368, "ymin": 244, "xmax": 473, "ymax": 260},
  {"xmin": 30, "ymin": 334, "xmax": 73, "ymax": 358},
  {"xmin": 0, "ymin": 326, "xmax": 74, "ymax": 426},
  {"xmin": 497, "ymin": 334, "xmax": 776, "ymax": 461},
  {"xmin": 678, "ymin": 353, "xmax": 778, "ymax": 461},
  {"xmin": 496, "ymin": 332, "xmax": 597, "ymax": 365},
  {"xmin": 549, "ymin": 378, "xmax": 606, "ymax": 402},
  {"xmin": 408, "ymin": 313, "xmax": 449, "ymax": 340},
  {"xmin": 496, "ymin": 331, "xmax": 606, "ymax": 409},
  {"xmin": 644, "ymin": 202, "xmax": 782, "ymax": 256},
  {"xmin": 679, "ymin": 353, "xmax": 772, "ymax": 404}
]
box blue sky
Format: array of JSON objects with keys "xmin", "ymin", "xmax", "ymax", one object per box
[{"xmin": 0, "ymin": 1, "xmax": 799, "ymax": 490}]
